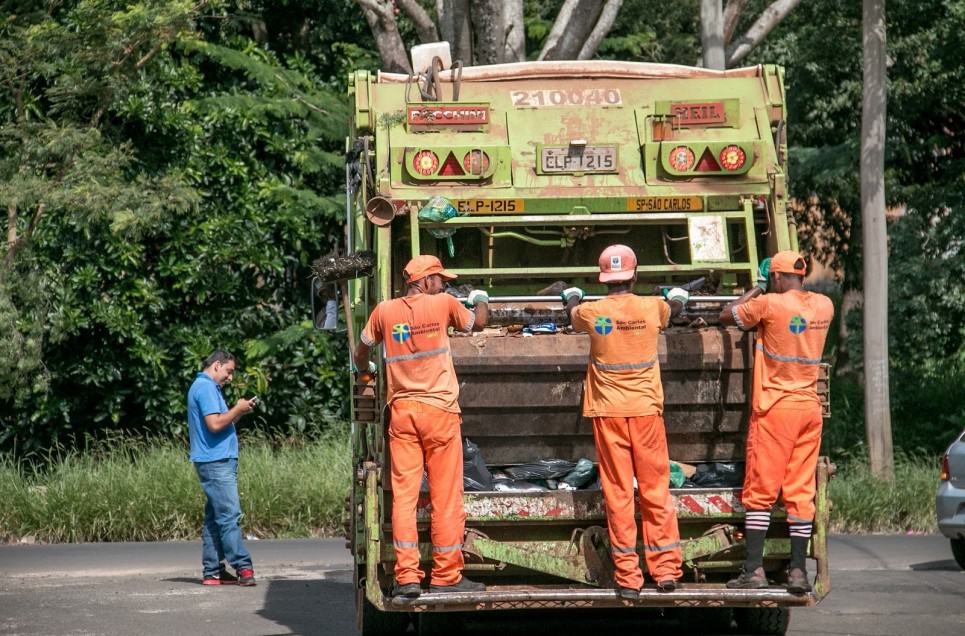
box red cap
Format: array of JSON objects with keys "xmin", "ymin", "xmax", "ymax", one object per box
[
  {"xmin": 403, "ymin": 255, "xmax": 457, "ymax": 283},
  {"xmin": 598, "ymin": 245, "xmax": 637, "ymax": 283},
  {"xmin": 770, "ymin": 250, "xmax": 807, "ymax": 276}
]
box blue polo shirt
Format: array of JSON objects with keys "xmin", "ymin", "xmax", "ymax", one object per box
[{"xmin": 187, "ymin": 372, "xmax": 238, "ymax": 463}]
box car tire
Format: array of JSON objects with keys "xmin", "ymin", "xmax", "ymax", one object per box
[
  {"xmin": 734, "ymin": 607, "xmax": 790, "ymax": 635},
  {"xmin": 951, "ymin": 538, "xmax": 965, "ymax": 571}
]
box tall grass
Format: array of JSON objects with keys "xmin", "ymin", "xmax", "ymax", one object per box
[
  {"xmin": 827, "ymin": 452, "xmax": 939, "ymax": 533},
  {"xmin": 0, "ymin": 432, "xmax": 351, "ymax": 543}
]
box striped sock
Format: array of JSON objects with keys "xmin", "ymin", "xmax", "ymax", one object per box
[
  {"xmin": 789, "ymin": 521, "xmax": 813, "ymax": 570},
  {"xmin": 743, "ymin": 510, "xmax": 770, "ymax": 571}
]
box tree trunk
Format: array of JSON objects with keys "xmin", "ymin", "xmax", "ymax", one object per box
[
  {"xmin": 5, "ymin": 203, "xmax": 15, "ymax": 265},
  {"xmin": 701, "ymin": 0, "xmax": 726, "ymax": 69},
  {"xmin": 725, "ymin": 0, "xmax": 802, "ymax": 67},
  {"xmin": 436, "ymin": 0, "xmax": 473, "ymax": 64},
  {"xmin": 577, "ymin": 0, "xmax": 623, "ymax": 60},
  {"xmin": 502, "ymin": 0, "xmax": 526, "ymax": 62},
  {"xmin": 860, "ymin": 0, "xmax": 893, "ymax": 480},
  {"xmin": 723, "ymin": 0, "xmax": 749, "ymax": 46},
  {"xmin": 470, "ymin": 0, "xmax": 505, "ymax": 65},
  {"xmin": 356, "ymin": 0, "xmax": 412, "ymax": 74},
  {"xmin": 397, "ymin": 0, "xmax": 439, "ymax": 44},
  {"xmin": 538, "ymin": 0, "xmax": 604, "ymax": 61}
]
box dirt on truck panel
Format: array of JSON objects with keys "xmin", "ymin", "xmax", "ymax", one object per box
[{"xmin": 340, "ymin": 56, "xmax": 830, "ymax": 634}]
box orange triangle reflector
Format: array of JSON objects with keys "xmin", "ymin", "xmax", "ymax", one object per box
[
  {"xmin": 438, "ymin": 152, "xmax": 465, "ymax": 177},
  {"xmin": 695, "ymin": 148, "xmax": 720, "ymax": 172}
]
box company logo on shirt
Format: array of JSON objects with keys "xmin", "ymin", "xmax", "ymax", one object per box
[
  {"xmin": 391, "ymin": 323, "xmax": 411, "ymax": 342},
  {"xmin": 789, "ymin": 315, "xmax": 808, "ymax": 335},
  {"xmin": 594, "ymin": 316, "xmax": 613, "ymax": 335}
]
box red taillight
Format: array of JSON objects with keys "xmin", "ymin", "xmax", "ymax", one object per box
[
  {"xmin": 719, "ymin": 145, "xmax": 746, "ymax": 170},
  {"xmin": 940, "ymin": 454, "xmax": 950, "ymax": 481},
  {"xmin": 438, "ymin": 152, "xmax": 465, "ymax": 177},
  {"xmin": 463, "ymin": 150, "xmax": 490, "ymax": 175},
  {"xmin": 695, "ymin": 148, "xmax": 721, "ymax": 172},
  {"xmin": 669, "ymin": 146, "xmax": 695, "ymax": 171},
  {"xmin": 412, "ymin": 150, "xmax": 439, "ymax": 176}
]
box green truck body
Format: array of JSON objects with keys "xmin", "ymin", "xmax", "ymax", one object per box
[{"xmin": 341, "ymin": 60, "xmax": 831, "ymax": 635}]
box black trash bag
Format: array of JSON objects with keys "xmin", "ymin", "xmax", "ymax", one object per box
[
  {"xmin": 690, "ymin": 462, "xmax": 745, "ymax": 488},
  {"xmin": 420, "ymin": 471, "xmax": 429, "ymax": 492},
  {"xmin": 463, "ymin": 438, "xmax": 494, "ymax": 492},
  {"xmin": 504, "ymin": 459, "xmax": 576, "ymax": 481},
  {"xmin": 560, "ymin": 458, "xmax": 597, "ymax": 489}
]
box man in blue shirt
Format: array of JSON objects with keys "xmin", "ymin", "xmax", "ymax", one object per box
[{"xmin": 187, "ymin": 350, "xmax": 257, "ymax": 586}]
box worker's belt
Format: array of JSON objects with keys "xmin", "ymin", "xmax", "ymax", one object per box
[
  {"xmin": 591, "ymin": 357, "xmax": 657, "ymax": 371},
  {"xmin": 756, "ymin": 343, "xmax": 821, "ymax": 365},
  {"xmin": 384, "ymin": 347, "xmax": 449, "ymax": 364}
]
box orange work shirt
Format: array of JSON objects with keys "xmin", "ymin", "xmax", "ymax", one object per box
[
  {"xmin": 571, "ymin": 294, "xmax": 671, "ymax": 417},
  {"xmin": 733, "ymin": 289, "xmax": 834, "ymax": 414},
  {"xmin": 361, "ymin": 293, "xmax": 474, "ymax": 413}
]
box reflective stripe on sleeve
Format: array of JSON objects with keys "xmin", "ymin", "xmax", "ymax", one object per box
[
  {"xmin": 643, "ymin": 541, "xmax": 681, "ymax": 553},
  {"xmin": 384, "ymin": 347, "xmax": 450, "ymax": 364},
  {"xmin": 432, "ymin": 544, "xmax": 463, "ymax": 553},
  {"xmin": 610, "ymin": 545, "xmax": 638, "ymax": 554},
  {"xmin": 756, "ymin": 343, "xmax": 822, "ymax": 365},
  {"xmin": 731, "ymin": 305, "xmax": 749, "ymax": 330},
  {"xmin": 360, "ymin": 332, "xmax": 376, "ymax": 347},
  {"xmin": 393, "ymin": 539, "xmax": 419, "ymax": 549}
]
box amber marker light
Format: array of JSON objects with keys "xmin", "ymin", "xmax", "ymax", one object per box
[
  {"xmin": 412, "ymin": 150, "xmax": 439, "ymax": 176},
  {"xmin": 719, "ymin": 145, "xmax": 747, "ymax": 170}
]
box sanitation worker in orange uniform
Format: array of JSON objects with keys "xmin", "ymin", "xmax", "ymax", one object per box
[
  {"xmin": 719, "ymin": 250, "xmax": 834, "ymax": 594},
  {"xmin": 353, "ymin": 255, "xmax": 490, "ymax": 599},
  {"xmin": 563, "ymin": 245, "xmax": 688, "ymax": 599}
]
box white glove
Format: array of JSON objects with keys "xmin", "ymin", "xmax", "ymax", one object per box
[
  {"xmin": 561, "ymin": 287, "xmax": 585, "ymax": 303},
  {"xmin": 666, "ymin": 287, "xmax": 690, "ymax": 305},
  {"xmin": 466, "ymin": 289, "xmax": 490, "ymax": 306},
  {"xmin": 352, "ymin": 360, "xmax": 378, "ymax": 375}
]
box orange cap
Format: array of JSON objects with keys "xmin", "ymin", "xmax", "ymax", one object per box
[
  {"xmin": 403, "ymin": 254, "xmax": 457, "ymax": 283},
  {"xmin": 770, "ymin": 250, "xmax": 807, "ymax": 276},
  {"xmin": 598, "ymin": 244, "xmax": 637, "ymax": 283}
]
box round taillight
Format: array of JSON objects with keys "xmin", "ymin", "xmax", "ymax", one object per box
[
  {"xmin": 719, "ymin": 145, "xmax": 746, "ymax": 171},
  {"xmin": 463, "ymin": 150, "xmax": 491, "ymax": 175},
  {"xmin": 412, "ymin": 150, "xmax": 439, "ymax": 176},
  {"xmin": 669, "ymin": 146, "xmax": 695, "ymax": 171}
]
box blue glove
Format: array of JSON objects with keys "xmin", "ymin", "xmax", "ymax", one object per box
[
  {"xmin": 757, "ymin": 257, "xmax": 771, "ymax": 291},
  {"xmin": 466, "ymin": 289, "xmax": 490, "ymax": 307},
  {"xmin": 561, "ymin": 287, "xmax": 584, "ymax": 303},
  {"xmin": 666, "ymin": 287, "xmax": 690, "ymax": 305}
]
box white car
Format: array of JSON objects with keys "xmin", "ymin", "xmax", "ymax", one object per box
[{"xmin": 937, "ymin": 428, "xmax": 965, "ymax": 570}]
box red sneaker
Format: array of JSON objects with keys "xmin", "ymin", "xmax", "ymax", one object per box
[
  {"xmin": 237, "ymin": 568, "xmax": 256, "ymax": 587},
  {"xmin": 202, "ymin": 566, "xmax": 238, "ymax": 586}
]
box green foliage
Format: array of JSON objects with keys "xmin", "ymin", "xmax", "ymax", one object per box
[{"xmin": 0, "ymin": 432, "xmax": 352, "ymax": 542}]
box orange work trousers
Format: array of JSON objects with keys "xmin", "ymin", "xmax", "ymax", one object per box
[
  {"xmin": 388, "ymin": 399, "xmax": 466, "ymax": 586},
  {"xmin": 741, "ymin": 405, "xmax": 823, "ymax": 523},
  {"xmin": 593, "ymin": 415, "xmax": 683, "ymax": 589}
]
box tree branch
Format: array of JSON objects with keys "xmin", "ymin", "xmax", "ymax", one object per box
[
  {"xmin": 538, "ymin": 0, "xmax": 580, "ymax": 60},
  {"xmin": 502, "ymin": 0, "xmax": 525, "ymax": 62},
  {"xmin": 539, "ymin": 0, "xmax": 604, "ymax": 61},
  {"xmin": 5, "ymin": 203, "xmax": 17, "ymax": 266},
  {"xmin": 725, "ymin": 0, "xmax": 802, "ymax": 67},
  {"xmin": 577, "ymin": 0, "xmax": 624, "ymax": 60},
  {"xmin": 356, "ymin": 0, "xmax": 413, "ymax": 73},
  {"xmin": 397, "ymin": 0, "xmax": 439, "ymax": 44},
  {"xmin": 723, "ymin": 0, "xmax": 750, "ymax": 46},
  {"xmin": 24, "ymin": 203, "xmax": 44, "ymax": 244}
]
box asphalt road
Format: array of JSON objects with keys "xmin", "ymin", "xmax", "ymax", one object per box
[{"xmin": 1, "ymin": 535, "xmax": 963, "ymax": 635}]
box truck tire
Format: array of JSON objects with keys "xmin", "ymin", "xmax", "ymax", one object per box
[
  {"xmin": 676, "ymin": 607, "xmax": 733, "ymax": 633},
  {"xmin": 734, "ymin": 607, "xmax": 790, "ymax": 635},
  {"xmin": 360, "ymin": 597, "xmax": 411, "ymax": 636},
  {"xmin": 418, "ymin": 612, "xmax": 464, "ymax": 636},
  {"xmin": 951, "ymin": 538, "xmax": 965, "ymax": 570}
]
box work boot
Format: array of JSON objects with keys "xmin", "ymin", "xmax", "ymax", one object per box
[
  {"xmin": 726, "ymin": 566, "xmax": 768, "ymax": 589},
  {"xmin": 785, "ymin": 568, "xmax": 811, "ymax": 594},
  {"xmin": 237, "ymin": 568, "xmax": 256, "ymax": 587},
  {"xmin": 429, "ymin": 577, "xmax": 485, "ymax": 594},
  {"xmin": 656, "ymin": 579, "xmax": 678, "ymax": 593},
  {"xmin": 202, "ymin": 564, "xmax": 238, "ymax": 586},
  {"xmin": 391, "ymin": 581, "xmax": 422, "ymax": 599},
  {"xmin": 617, "ymin": 586, "xmax": 640, "ymax": 600}
]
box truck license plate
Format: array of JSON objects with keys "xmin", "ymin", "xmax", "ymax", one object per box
[{"xmin": 541, "ymin": 145, "xmax": 617, "ymax": 174}]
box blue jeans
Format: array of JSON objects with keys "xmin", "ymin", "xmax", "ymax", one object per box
[{"xmin": 195, "ymin": 458, "xmax": 253, "ymax": 576}]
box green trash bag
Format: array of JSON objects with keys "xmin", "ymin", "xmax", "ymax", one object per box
[
  {"xmin": 418, "ymin": 195, "xmax": 465, "ymax": 257},
  {"xmin": 669, "ymin": 462, "xmax": 686, "ymax": 488}
]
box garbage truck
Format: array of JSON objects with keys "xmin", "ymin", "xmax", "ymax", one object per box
[{"xmin": 335, "ymin": 48, "xmax": 832, "ymax": 635}]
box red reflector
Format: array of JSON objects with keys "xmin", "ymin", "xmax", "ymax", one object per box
[
  {"xmin": 719, "ymin": 145, "xmax": 746, "ymax": 170},
  {"xmin": 668, "ymin": 146, "xmax": 695, "ymax": 171},
  {"xmin": 695, "ymin": 148, "xmax": 721, "ymax": 172},
  {"xmin": 438, "ymin": 152, "xmax": 465, "ymax": 177},
  {"xmin": 463, "ymin": 150, "xmax": 491, "ymax": 175},
  {"xmin": 940, "ymin": 454, "xmax": 949, "ymax": 481},
  {"xmin": 412, "ymin": 150, "xmax": 439, "ymax": 176}
]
